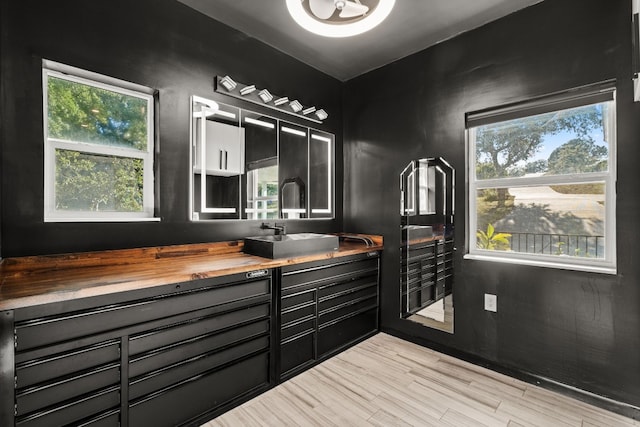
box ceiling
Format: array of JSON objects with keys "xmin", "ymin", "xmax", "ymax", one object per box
[{"xmin": 177, "ymin": 0, "xmax": 543, "ymax": 82}]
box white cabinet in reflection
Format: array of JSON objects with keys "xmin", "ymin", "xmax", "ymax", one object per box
[{"xmin": 194, "ymin": 121, "xmax": 245, "ymax": 177}]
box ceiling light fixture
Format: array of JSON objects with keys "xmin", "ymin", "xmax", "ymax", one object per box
[{"xmin": 285, "ymin": 0, "xmax": 395, "ymax": 38}]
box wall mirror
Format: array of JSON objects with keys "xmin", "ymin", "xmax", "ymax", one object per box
[
  {"xmin": 400, "ymin": 157, "xmax": 455, "ymax": 333},
  {"xmin": 190, "ymin": 96, "xmax": 334, "ymax": 221}
]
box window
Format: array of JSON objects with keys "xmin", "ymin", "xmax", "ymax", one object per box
[
  {"xmin": 43, "ymin": 60, "xmax": 156, "ymax": 221},
  {"xmin": 466, "ymin": 83, "xmax": 616, "ymax": 274}
]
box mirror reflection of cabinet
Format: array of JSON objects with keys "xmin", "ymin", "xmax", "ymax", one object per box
[
  {"xmin": 400, "ymin": 157, "xmax": 455, "ymax": 333},
  {"xmin": 190, "ymin": 96, "xmax": 334, "ymax": 221}
]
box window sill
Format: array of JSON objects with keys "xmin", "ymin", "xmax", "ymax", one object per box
[
  {"xmin": 463, "ymin": 253, "xmax": 617, "ymax": 275},
  {"xmin": 44, "ymin": 217, "xmax": 161, "ymax": 223}
]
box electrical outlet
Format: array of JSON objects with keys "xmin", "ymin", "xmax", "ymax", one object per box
[{"xmin": 484, "ymin": 293, "xmax": 497, "ymax": 312}]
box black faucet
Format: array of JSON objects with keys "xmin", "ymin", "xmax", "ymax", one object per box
[{"xmin": 261, "ymin": 222, "xmax": 287, "ymax": 235}]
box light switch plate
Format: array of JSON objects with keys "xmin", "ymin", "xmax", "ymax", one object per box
[{"xmin": 484, "ymin": 293, "xmax": 497, "ymax": 312}]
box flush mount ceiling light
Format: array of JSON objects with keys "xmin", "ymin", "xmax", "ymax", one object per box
[{"xmin": 286, "ymin": 0, "xmax": 395, "ymax": 38}]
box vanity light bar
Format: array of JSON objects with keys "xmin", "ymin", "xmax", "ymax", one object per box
[
  {"xmin": 315, "ymin": 109, "xmax": 328, "ymax": 120},
  {"xmin": 245, "ymin": 117, "xmax": 275, "ymax": 129},
  {"xmin": 289, "ymin": 100, "xmax": 303, "ymax": 112},
  {"xmin": 258, "ymin": 89, "xmax": 273, "ymax": 103},
  {"xmin": 302, "ymin": 106, "xmax": 316, "ymax": 115},
  {"xmin": 311, "ymin": 134, "xmax": 331, "ymax": 143},
  {"xmin": 240, "ymin": 85, "xmax": 256, "ymax": 95},
  {"xmin": 219, "ymin": 75, "xmax": 237, "ymax": 91},
  {"xmin": 214, "ymin": 75, "xmax": 327, "ymax": 123},
  {"xmin": 281, "ymin": 126, "xmax": 307, "ymax": 137},
  {"xmin": 273, "ymin": 97, "xmax": 289, "ymax": 106}
]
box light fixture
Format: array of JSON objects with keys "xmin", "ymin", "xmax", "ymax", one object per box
[
  {"xmin": 289, "ymin": 100, "xmax": 303, "ymax": 112},
  {"xmin": 282, "ymin": 126, "xmax": 307, "ymax": 137},
  {"xmin": 315, "ymin": 109, "xmax": 328, "ymax": 120},
  {"xmin": 245, "ymin": 117, "xmax": 275, "ymax": 129},
  {"xmin": 214, "ymin": 76, "xmax": 328, "ymax": 123},
  {"xmin": 219, "ymin": 75, "xmax": 237, "ymax": 91},
  {"xmin": 311, "ymin": 134, "xmax": 332, "ymax": 143},
  {"xmin": 285, "ymin": 0, "xmax": 395, "ymax": 38},
  {"xmin": 258, "ymin": 89, "xmax": 273, "ymax": 103},
  {"xmin": 214, "ymin": 109, "xmax": 236, "ymax": 119},
  {"xmin": 273, "ymin": 96, "xmax": 289, "ymax": 106},
  {"xmin": 302, "ymin": 106, "xmax": 316, "ymax": 115},
  {"xmin": 240, "ymin": 85, "xmax": 256, "ymax": 95}
]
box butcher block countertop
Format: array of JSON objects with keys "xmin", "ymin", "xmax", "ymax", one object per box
[{"xmin": 0, "ymin": 234, "xmax": 382, "ymax": 311}]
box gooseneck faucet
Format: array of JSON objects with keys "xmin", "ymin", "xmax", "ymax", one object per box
[{"xmin": 261, "ymin": 222, "xmax": 287, "ymax": 235}]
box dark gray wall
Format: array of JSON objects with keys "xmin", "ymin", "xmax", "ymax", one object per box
[
  {"xmin": 344, "ymin": 0, "xmax": 640, "ymax": 411},
  {"xmin": 0, "ymin": 0, "xmax": 343, "ymax": 257}
]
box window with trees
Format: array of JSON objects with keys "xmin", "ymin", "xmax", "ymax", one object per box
[
  {"xmin": 466, "ymin": 83, "xmax": 616, "ymax": 273},
  {"xmin": 43, "ymin": 61, "xmax": 156, "ymax": 221}
]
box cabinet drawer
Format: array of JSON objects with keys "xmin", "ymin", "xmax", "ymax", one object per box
[
  {"xmin": 281, "ymin": 258, "xmax": 378, "ymax": 291},
  {"xmin": 129, "ymin": 352, "xmax": 269, "ymax": 427},
  {"xmin": 15, "ymin": 279, "xmax": 270, "ymax": 351},
  {"xmin": 318, "ymin": 308, "xmax": 377, "ymax": 357},
  {"xmin": 16, "ymin": 340, "xmax": 120, "ymax": 389},
  {"xmin": 280, "ymin": 332, "xmax": 314, "ymax": 376},
  {"xmin": 16, "ymin": 364, "xmax": 119, "ymax": 416},
  {"xmin": 318, "ymin": 286, "xmax": 377, "ymax": 315},
  {"xmin": 281, "ymin": 318, "xmax": 315, "ymax": 342},
  {"xmin": 319, "ymin": 295, "xmax": 377, "ymax": 327},
  {"xmin": 129, "ymin": 303, "xmax": 269, "ymax": 356},
  {"xmin": 281, "ymin": 288, "xmax": 315, "ymax": 310},
  {"xmin": 130, "ymin": 320, "xmax": 269, "ymax": 379},
  {"xmin": 16, "ymin": 387, "xmax": 119, "ymax": 427},
  {"xmin": 318, "ymin": 275, "xmax": 377, "ymax": 299},
  {"xmin": 281, "ymin": 303, "xmax": 315, "ymax": 326},
  {"xmin": 129, "ymin": 336, "xmax": 269, "ymax": 400}
]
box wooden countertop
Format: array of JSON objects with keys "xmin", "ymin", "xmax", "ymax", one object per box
[{"xmin": 0, "ymin": 234, "xmax": 382, "ymax": 311}]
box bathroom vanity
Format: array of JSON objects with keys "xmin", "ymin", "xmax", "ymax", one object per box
[{"xmin": 0, "ymin": 236, "xmax": 381, "ymax": 427}]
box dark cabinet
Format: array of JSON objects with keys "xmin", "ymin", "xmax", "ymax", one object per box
[
  {"xmin": 1, "ymin": 269, "xmax": 273, "ymax": 427},
  {"xmin": 278, "ymin": 252, "xmax": 380, "ymax": 380},
  {"xmin": 401, "ymin": 238, "xmax": 453, "ymax": 316}
]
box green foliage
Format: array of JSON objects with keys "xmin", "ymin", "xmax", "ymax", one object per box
[
  {"xmin": 547, "ymin": 138, "xmax": 608, "ymax": 175},
  {"xmin": 475, "ymin": 105, "xmax": 604, "ymax": 181},
  {"xmin": 476, "ymin": 189, "xmax": 515, "ymax": 231},
  {"xmin": 525, "ymin": 159, "xmax": 548, "ymax": 173},
  {"xmin": 48, "ymin": 77, "xmax": 148, "ymax": 150},
  {"xmin": 48, "ymin": 76, "xmax": 149, "ymax": 212},
  {"xmin": 477, "ymin": 223, "xmax": 512, "ymax": 251},
  {"xmin": 55, "ymin": 150, "xmax": 144, "ymax": 212}
]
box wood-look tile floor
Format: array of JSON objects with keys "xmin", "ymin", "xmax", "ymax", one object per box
[{"xmin": 203, "ymin": 333, "xmax": 639, "ymax": 427}]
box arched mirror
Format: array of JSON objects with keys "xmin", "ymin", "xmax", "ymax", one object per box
[{"xmin": 400, "ymin": 157, "xmax": 455, "ymax": 333}]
